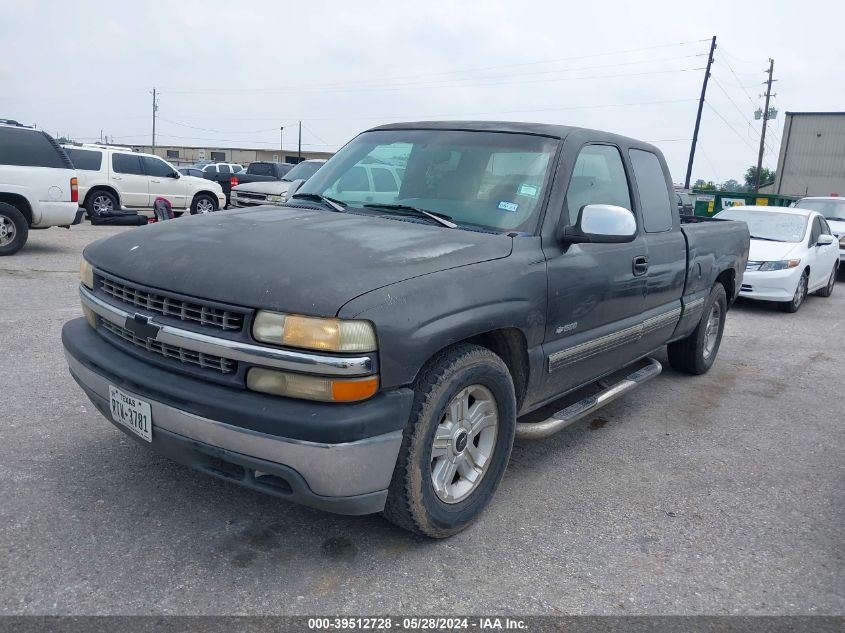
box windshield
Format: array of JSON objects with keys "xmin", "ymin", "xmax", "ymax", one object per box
[
  {"xmin": 284, "ymin": 160, "xmax": 323, "ymax": 182},
  {"xmin": 297, "ymin": 129, "xmax": 559, "ymax": 232},
  {"xmin": 716, "ymin": 209, "xmax": 808, "ymax": 242},
  {"xmin": 794, "ymin": 198, "xmax": 845, "ymax": 221}
]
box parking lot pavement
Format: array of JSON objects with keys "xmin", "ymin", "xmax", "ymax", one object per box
[{"xmin": 1, "ymin": 224, "xmax": 843, "ymax": 616}]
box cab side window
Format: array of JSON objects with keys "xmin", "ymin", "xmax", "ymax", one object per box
[
  {"xmin": 565, "ymin": 145, "xmax": 631, "ymax": 225},
  {"xmin": 112, "ymin": 153, "xmax": 144, "ymax": 175},
  {"xmin": 629, "ymin": 149, "xmax": 673, "ymax": 233}
]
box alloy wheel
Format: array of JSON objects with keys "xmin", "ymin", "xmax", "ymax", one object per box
[
  {"xmin": 702, "ymin": 302, "xmax": 721, "ymax": 360},
  {"xmin": 430, "ymin": 384, "xmax": 498, "ymax": 504},
  {"xmin": 92, "ymin": 195, "xmax": 114, "ymax": 214},
  {"xmin": 0, "ymin": 214, "xmax": 15, "ymax": 246}
]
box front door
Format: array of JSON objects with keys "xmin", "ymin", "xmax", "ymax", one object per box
[
  {"xmin": 143, "ymin": 156, "xmax": 187, "ymax": 209},
  {"xmin": 540, "ymin": 144, "xmax": 647, "ymax": 402},
  {"xmin": 111, "ymin": 153, "xmax": 149, "ymax": 208}
]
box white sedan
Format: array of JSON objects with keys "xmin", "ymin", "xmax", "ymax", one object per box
[
  {"xmin": 792, "ymin": 196, "xmax": 845, "ymax": 264},
  {"xmin": 715, "ymin": 206, "xmax": 840, "ymax": 313}
]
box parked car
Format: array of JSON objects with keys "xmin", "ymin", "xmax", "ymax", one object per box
[
  {"xmin": 233, "ymin": 161, "xmax": 294, "ymax": 184},
  {"xmin": 62, "ymin": 121, "xmax": 749, "ymax": 537},
  {"xmin": 178, "ymin": 167, "xmax": 205, "ymax": 178},
  {"xmin": 230, "ymin": 159, "xmax": 325, "ymax": 208},
  {"xmin": 0, "ymin": 121, "xmax": 81, "ymax": 255},
  {"xmin": 62, "ymin": 145, "xmax": 225, "ymax": 217},
  {"xmin": 675, "ymin": 190, "xmax": 695, "ymax": 215},
  {"xmin": 792, "ymin": 196, "xmax": 845, "ymax": 265},
  {"xmin": 716, "ymin": 205, "xmax": 839, "ymax": 312}
]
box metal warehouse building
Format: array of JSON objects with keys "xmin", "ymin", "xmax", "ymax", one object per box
[
  {"xmin": 770, "ymin": 112, "xmax": 845, "ymax": 196},
  {"xmin": 128, "ymin": 144, "xmax": 334, "ymax": 167}
]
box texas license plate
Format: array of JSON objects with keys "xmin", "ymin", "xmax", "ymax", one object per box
[{"xmin": 108, "ymin": 386, "xmax": 152, "ymax": 442}]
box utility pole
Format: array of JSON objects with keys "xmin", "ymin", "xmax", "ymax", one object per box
[
  {"xmin": 151, "ymin": 88, "xmax": 159, "ymax": 151},
  {"xmin": 297, "ymin": 121, "xmax": 302, "ymax": 161},
  {"xmin": 754, "ymin": 59, "xmax": 776, "ymax": 193},
  {"xmin": 280, "ymin": 126, "xmax": 284, "ymax": 158},
  {"xmin": 684, "ymin": 35, "xmax": 717, "ymax": 190}
]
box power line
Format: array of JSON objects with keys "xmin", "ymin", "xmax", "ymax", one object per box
[
  {"xmin": 162, "ymin": 38, "xmax": 710, "ymax": 96},
  {"xmin": 705, "ymin": 101, "xmax": 758, "ymax": 153}
]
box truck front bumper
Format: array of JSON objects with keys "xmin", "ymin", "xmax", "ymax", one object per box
[{"xmin": 62, "ymin": 318, "xmax": 412, "ymax": 515}]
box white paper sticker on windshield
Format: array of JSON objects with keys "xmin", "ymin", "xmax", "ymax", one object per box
[
  {"xmin": 498, "ymin": 201, "xmax": 519, "ymax": 213},
  {"xmin": 518, "ymin": 184, "xmax": 539, "ymax": 197}
]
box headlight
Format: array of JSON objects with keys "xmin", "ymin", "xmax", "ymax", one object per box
[
  {"xmin": 758, "ymin": 260, "xmax": 800, "ymax": 271},
  {"xmin": 253, "ymin": 310, "xmax": 377, "ymax": 352},
  {"xmin": 247, "ymin": 368, "xmax": 378, "ymax": 402},
  {"xmin": 266, "ymin": 194, "xmax": 285, "ymax": 203},
  {"xmin": 80, "ymin": 258, "xmax": 94, "ymax": 289}
]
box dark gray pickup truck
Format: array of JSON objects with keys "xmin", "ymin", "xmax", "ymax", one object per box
[{"xmin": 62, "ymin": 121, "xmax": 749, "ymax": 537}]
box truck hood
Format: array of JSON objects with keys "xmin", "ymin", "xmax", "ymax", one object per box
[
  {"xmin": 84, "ymin": 206, "xmax": 513, "ymax": 316},
  {"xmin": 232, "ymin": 180, "xmax": 292, "ymax": 194},
  {"xmin": 748, "ymin": 239, "xmax": 802, "ymax": 262},
  {"xmin": 183, "ymin": 175, "xmax": 222, "ymax": 191}
]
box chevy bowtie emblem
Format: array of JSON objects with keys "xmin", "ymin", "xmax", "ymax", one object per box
[{"xmin": 124, "ymin": 314, "xmax": 161, "ymax": 340}]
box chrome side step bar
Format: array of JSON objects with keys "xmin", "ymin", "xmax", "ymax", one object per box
[{"xmin": 515, "ymin": 357, "xmax": 662, "ymax": 440}]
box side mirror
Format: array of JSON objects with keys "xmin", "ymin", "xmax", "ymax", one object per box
[
  {"xmin": 168, "ymin": 171, "xmax": 180, "ymax": 179},
  {"xmin": 560, "ymin": 204, "xmax": 637, "ymax": 244},
  {"xmin": 817, "ymin": 234, "xmax": 835, "ymax": 246},
  {"xmin": 284, "ymin": 179, "xmax": 307, "ymax": 201}
]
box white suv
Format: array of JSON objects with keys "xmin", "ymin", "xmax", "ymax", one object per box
[
  {"xmin": 63, "ymin": 145, "xmax": 225, "ymax": 217},
  {"xmin": 0, "ymin": 121, "xmax": 81, "ymax": 255}
]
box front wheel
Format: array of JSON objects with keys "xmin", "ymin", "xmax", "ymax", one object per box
[
  {"xmin": 815, "ymin": 264, "xmax": 838, "ymax": 298},
  {"xmin": 779, "ymin": 270, "xmax": 808, "ymax": 313},
  {"xmin": 668, "ymin": 283, "xmax": 727, "ymax": 375},
  {"xmin": 190, "ymin": 194, "xmax": 217, "ymax": 215},
  {"xmin": 382, "ymin": 344, "xmax": 516, "ymax": 538}
]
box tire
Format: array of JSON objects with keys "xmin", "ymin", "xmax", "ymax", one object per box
[
  {"xmin": 0, "ymin": 202, "xmax": 29, "ymax": 256},
  {"xmin": 668, "ymin": 283, "xmax": 727, "ymax": 375},
  {"xmin": 382, "ymin": 343, "xmax": 517, "ymax": 538},
  {"xmin": 190, "ymin": 194, "xmax": 217, "ymax": 215},
  {"xmin": 815, "ymin": 264, "xmax": 838, "ymax": 298},
  {"xmin": 86, "ymin": 189, "xmax": 119, "ymax": 218},
  {"xmin": 779, "ymin": 270, "xmax": 809, "ymax": 313}
]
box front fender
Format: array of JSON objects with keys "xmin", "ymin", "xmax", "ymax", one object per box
[{"xmin": 338, "ymin": 238, "xmax": 548, "ymax": 389}]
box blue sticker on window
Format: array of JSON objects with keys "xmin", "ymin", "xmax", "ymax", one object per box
[{"xmin": 498, "ymin": 201, "xmax": 519, "ymax": 213}]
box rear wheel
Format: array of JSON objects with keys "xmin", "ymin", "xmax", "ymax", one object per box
[
  {"xmin": 86, "ymin": 190, "xmax": 118, "ymax": 217},
  {"xmin": 668, "ymin": 283, "xmax": 727, "ymax": 375},
  {"xmin": 382, "ymin": 344, "xmax": 516, "ymax": 538},
  {"xmin": 779, "ymin": 270, "xmax": 808, "ymax": 312},
  {"xmin": 0, "ymin": 202, "xmax": 29, "ymax": 256},
  {"xmin": 815, "ymin": 264, "xmax": 838, "ymax": 297},
  {"xmin": 190, "ymin": 194, "xmax": 217, "ymax": 215}
]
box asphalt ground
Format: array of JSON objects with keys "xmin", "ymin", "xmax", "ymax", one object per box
[{"xmin": 1, "ymin": 223, "xmax": 842, "ymax": 615}]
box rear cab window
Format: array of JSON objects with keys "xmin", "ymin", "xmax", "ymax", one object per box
[
  {"xmin": 0, "ymin": 126, "xmax": 72, "ymax": 169},
  {"xmin": 629, "ymin": 149, "xmax": 673, "ymax": 233}
]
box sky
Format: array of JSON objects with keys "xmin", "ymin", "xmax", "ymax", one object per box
[{"xmin": 2, "ymin": 0, "xmax": 843, "ymax": 186}]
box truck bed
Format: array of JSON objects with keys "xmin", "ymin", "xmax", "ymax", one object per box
[{"xmin": 680, "ymin": 215, "xmax": 750, "ymax": 300}]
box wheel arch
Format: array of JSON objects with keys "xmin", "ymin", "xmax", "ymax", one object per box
[
  {"xmin": 83, "ymin": 185, "xmax": 121, "ymax": 209},
  {"xmin": 0, "ymin": 193, "xmax": 33, "ymax": 225},
  {"xmin": 715, "ymin": 267, "xmax": 736, "ymax": 307}
]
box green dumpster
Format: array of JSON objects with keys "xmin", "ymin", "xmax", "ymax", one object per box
[{"xmin": 692, "ymin": 191, "xmax": 799, "ymax": 217}]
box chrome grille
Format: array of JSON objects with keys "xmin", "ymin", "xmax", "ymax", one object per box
[
  {"xmin": 100, "ymin": 276, "xmax": 243, "ymax": 331},
  {"xmin": 101, "ymin": 320, "xmax": 237, "ymax": 374},
  {"xmin": 235, "ymin": 191, "xmax": 268, "ymax": 201}
]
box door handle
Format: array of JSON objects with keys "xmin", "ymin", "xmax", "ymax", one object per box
[
  {"xmin": 632, "ymin": 255, "xmax": 649, "ymax": 276},
  {"xmin": 112, "ymin": 176, "xmax": 122, "ymax": 180},
  {"xmin": 151, "ymin": 179, "xmax": 161, "ymax": 183}
]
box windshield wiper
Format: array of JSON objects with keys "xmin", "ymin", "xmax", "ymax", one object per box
[
  {"xmin": 363, "ymin": 203, "xmax": 458, "ymax": 229},
  {"xmin": 289, "ymin": 192, "xmax": 346, "ymax": 212},
  {"xmin": 750, "ymin": 235, "xmax": 786, "ymax": 242}
]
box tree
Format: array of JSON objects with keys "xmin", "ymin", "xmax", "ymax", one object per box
[
  {"xmin": 693, "ymin": 178, "xmax": 717, "ymax": 191},
  {"xmin": 719, "ymin": 179, "xmax": 743, "ymax": 192},
  {"xmin": 744, "ymin": 166, "xmax": 776, "ymax": 189}
]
